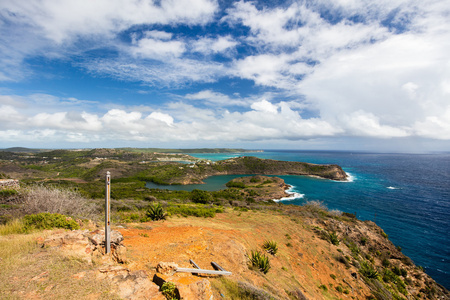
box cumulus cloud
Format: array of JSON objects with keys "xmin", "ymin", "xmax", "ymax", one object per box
[{"xmin": 1, "ymin": 0, "xmax": 450, "ymax": 148}]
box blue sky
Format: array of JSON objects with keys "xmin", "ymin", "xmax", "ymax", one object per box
[{"xmin": 1, "ymin": 0, "xmax": 449, "ymax": 152}]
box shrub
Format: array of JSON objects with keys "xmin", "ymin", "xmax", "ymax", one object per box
[
  {"xmin": 382, "ymin": 269, "xmax": 397, "ymax": 283},
  {"xmin": 145, "ymin": 203, "xmax": 167, "ymax": 221},
  {"xmin": 359, "ymin": 260, "xmax": 379, "ymax": 279},
  {"xmin": 262, "ymin": 240, "xmax": 278, "ymax": 255},
  {"xmin": 190, "ymin": 189, "xmax": 212, "ymax": 204},
  {"xmin": 21, "ymin": 184, "xmax": 95, "ymax": 219},
  {"xmin": 250, "ymin": 177, "xmax": 261, "ymax": 183},
  {"xmin": 250, "ymin": 250, "xmax": 270, "ymax": 274},
  {"xmin": 360, "ymin": 236, "xmax": 368, "ymax": 246},
  {"xmin": 318, "ymin": 284, "xmax": 328, "ymax": 291},
  {"xmin": 23, "ymin": 213, "xmax": 80, "ymax": 231},
  {"xmin": 328, "ymin": 232, "xmax": 340, "ymax": 245},
  {"xmin": 161, "ymin": 281, "xmax": 179, "ymax": 300},
  {"xmin": 382, "ymin": 258, "xmax": 390, "ymax": 267},
  {"xmin": 225, "ymin": 181, "xmax": 246, "ymax": 189}
]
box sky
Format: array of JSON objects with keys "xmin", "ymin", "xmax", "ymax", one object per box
[{"xmin": 1, "ymin": 0, "xmax": 450, "ymax": 152}]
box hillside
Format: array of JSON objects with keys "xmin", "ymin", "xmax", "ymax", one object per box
[{"xmin": 1, "ymin": 204, "xmax": 448, "ymax": 299}]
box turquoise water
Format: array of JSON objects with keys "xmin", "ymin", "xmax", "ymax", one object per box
[{"xmin": 148, "ymin": 150, "xmax": 450, "ymax": 289}]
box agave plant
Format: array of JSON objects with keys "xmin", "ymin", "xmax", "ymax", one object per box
[
  {"xmin": 250, "ymin": 250, "xmax": 271, "ymax": 274},
  {"xmin": 262, "ymin": 240, "xmax": 278, "ymax": 255},
  {"xmin": 146, "ymin": 203, "xmax": 167, "ymax": 221}
]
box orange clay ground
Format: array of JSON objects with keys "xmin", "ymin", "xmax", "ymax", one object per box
[{"xmin": 117, "ymin": 209, "xmax": 372, "ymax": 299}]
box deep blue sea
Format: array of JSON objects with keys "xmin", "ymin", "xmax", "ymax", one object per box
[{"xmin": 148, "ymin": 150, "xmax": 450, "ymax": 289}]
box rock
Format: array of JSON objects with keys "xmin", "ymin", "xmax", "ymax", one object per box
[
  {"xmin": 42, "ymin": 229, "xmax": 126, "ymax": 264},
  {"xmin": 43, "ymin": 230, "xmax": 93, "ymax": 262},
  {"xmin": 97, "ymin": 266, "xmax": 165, "ymax": 299},
  {"xmin": 87, "ymin": 229, "xmax": 123, "ymax": 246},
  {"xmin": 156, "ymin": 262, "xmax": 179, "ymax": 275},
  {"xmin": 153, "ymin": 273, "xmax": 214, "ymax": 300}
]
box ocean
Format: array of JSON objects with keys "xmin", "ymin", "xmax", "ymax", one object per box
[{"xmin": 148, "ymin": 150, "xmax": 450, "ymax": 289}]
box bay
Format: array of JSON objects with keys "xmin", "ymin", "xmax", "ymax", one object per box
[{"xmin": 149, "ymin": 150, "xmax": 450, "ymax": 289}]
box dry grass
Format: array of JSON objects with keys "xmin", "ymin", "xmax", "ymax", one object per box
[
  {"xmin": 0, "ymin": 230, "xmax": 119, "ymax": 299},
  {"xmin": 0, "ymin": 219, "xmax": 25, "ymax": 235}
]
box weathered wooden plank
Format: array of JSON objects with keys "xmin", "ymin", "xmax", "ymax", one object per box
[
  {"xmin": 190, "ymin": 259, "xmax": 201, "ymax": 269},
  {"xmin": 176, "ymin": 267, "xmax": 232, "ymax": 276},
  {"xmin": 211, "ymin": 261, "xmax": 225, "ymax": 271}
]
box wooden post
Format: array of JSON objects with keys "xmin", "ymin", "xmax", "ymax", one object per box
[{"xmin": 105, "ymin": 171, "xmax": 111, "ymax": 254}]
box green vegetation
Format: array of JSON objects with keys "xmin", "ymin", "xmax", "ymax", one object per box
[
  {"xmin": 0, "ymin": 189, "xmax": 18, "ymax": 198},
  {"xmin": 226, "ymin": 181, "xmax": 246, "ymax": 188},
  {"xmin": 167, "ymin": 204, "xmax": 223, "ymax": 218},
  {"xmin": 23, "ymin": 213, "xmax": 80, "ymax": 231},
  {"xmin": 327, "ymin": 231, "xmax": 340, "ymax": 246},
  {"xmin": 145, "ymin": 203, "xmax": 167, "ymax": 221},
  {"xmin": 262, "ymin": 240, "xmax": 278, "ymax": 255},
  {"xmin": 191, "ymin": 189, "xmax": 212, "ymax": 204},
  {"xmin": 249, "ymin": 250, "xmax": 271, "ymax": 274},
  {"xmin": 161, "ymin": 281, "xmax": 179, "ymax": 300},
  {"xmin": 359, "ymin": 260, "xmax": 379, "ymax": 279}
]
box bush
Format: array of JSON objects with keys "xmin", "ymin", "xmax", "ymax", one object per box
[
  {"xmin": 328, "ymin": 232, "xmax": 340, "ymax": 245},
  {"xmin": 250, "ymin": 250, "xmax": 271, "ymax": 274},
  {"xmin": 191, "ymin": 189, "xmax": 212, "ymax": 204},
  {"xmin": 359, "ymin": 260, "xmax": 379, "ymax": 279},
  {"xmin": 262, "ymin": 240, "xmax": 278, "ymax": 255},
  {"xmin": 23, "ymin": 213, "xmax": 80, "ymax": 231},
  {"xmin": 225, "ymin": 181, "xmax": 246, "ymax": 189},
  {"xmin": 145, "ymin": 203, "xmax": 167, "ymax": 221},
  {"xmin": 21, "ymin": 184, "xmax": 95, "ymax": 219},
  {"xmin": 360, "ymin": 236, "xmax": 368, "ymax": 245},
  {"xmin": 161, "ymin": 281, "xmax": 179, "ymax": 300}
]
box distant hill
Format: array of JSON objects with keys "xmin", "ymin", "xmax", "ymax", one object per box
[
  {"xmin": 0, "ymin": 147, "xmax": 49, "ymax": 153},
  {"xmin": 118, "ymin": 148, "xmax": 263, "ymax": 153}
]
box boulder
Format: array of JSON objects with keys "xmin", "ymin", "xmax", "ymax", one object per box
[
  {"xmin": 42, "ymin": 229, "xmax": 126, "ymax": 264},
  {"xmin": 156, "ymin": 261, "xmax": 178, "ymax": 275},
  {"xmin": 153, "ymin": 273, "xmax": 214, "ymax": 300},
  {"xmin": 97, "ymin": 266, "xmax": 165, "ymax": 299}
]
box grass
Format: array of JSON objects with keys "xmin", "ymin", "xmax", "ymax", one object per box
[
  {"xmin": 211, "ymin": 278, "xmax": 276, "ymax": 300},
  {"xmin": 0, "ymin": 229, "xmax": 119, "ymax": 299},
  {"xmin": 167, "ymin": 204, "xmax": 224, "ymax": 218},
  {"xmin": 0, "ymin": 219, "xmax": 26, "ymax": 235}
]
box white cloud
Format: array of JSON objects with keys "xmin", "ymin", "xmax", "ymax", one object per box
[
  {"xmin": 1, "ymin": 0, "xmax": 450, "ymax": 147},
  {"xmin": 185, "ymin": 90, "xmax": 248, "ymax": 106},
  {"xmin": 131, "ymin": 37, "xmax": 185, "ymax": 59},
  {"xmin": 0, "ymin": 0, "xmax": 218, "ymax": 44},
  {"xmin": 82, "ymin": 58, "xmax": 224, "ymax": 87},
  {"xmin": 192, "ymin": 35, "xmax": 237, "ymax": 54},
  {"xmin": 147, "ymin": 112, "xmax": 174, "ymax": 126},
  {"xmin": 250, "ymin": 99, "xmax": 278, "ymax": 114}
]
